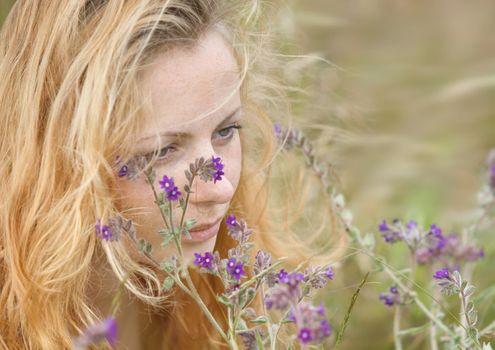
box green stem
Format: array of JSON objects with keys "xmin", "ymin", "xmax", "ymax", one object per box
[
  {"xmin": 429, "ymin": 290, "xmax": 439, "ymax": 350},
  {"xmin": 182, "ymin": 269, "xmax": 232, "ymax": 347},
  {"xmin": 177, "ymin": 176, "xmax": 195, "ymax": 240},
  {"xmin": 168, "ymin": 200, "xmax": 183, "ymax": 257},
  {"xmin": 393, "ymin": 306, "xmax": 403, "ymax": 350},
  {"xmin": 145, "ymin": 170, "xmax": 170, "ymax": 232},
  {"xmin": 109, "ymin": 269, "xmax": 135, "ymax": 317}
]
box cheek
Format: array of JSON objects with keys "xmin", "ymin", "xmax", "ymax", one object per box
[
  {"xmin": 226, "ymin": 137, "xmax": 242, "ymax": 191},
  {"xmin": 115, "ymin": 179, "xmax": 161, "ymax": 229}
]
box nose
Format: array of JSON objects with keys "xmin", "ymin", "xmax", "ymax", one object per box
[
  {"xmin": 187, "ymin": 147, "xmax": 235, "ymax": 207},
  {"xmin": 188, "ymin": 172, "xmax": 234, "ymax": 206}
]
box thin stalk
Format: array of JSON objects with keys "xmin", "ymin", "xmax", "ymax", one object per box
[
  {"xmin": 182, "ymin": 269, "xmax": 231, "ymax": 346},
  {"xmin": 334, "ymin": 272, "xmax": 369, "ymax": 349},
  {"xmin": 177, "ymin": 175, "xmax": 195, "ymax": 238},
  {"xmin": 168, "ymin": 200, "xmax": 183, "ymax": 257},
  {"xmin": 393, "ymin": 306, "xmax": 403, "ymax": 350},
  {"xmin": 429, "ymin": 290, "xmax": 439, "ymax": 350},
  {"xmin": 144, "ymin": 171, "xmax": 170, "ymax": 232}
]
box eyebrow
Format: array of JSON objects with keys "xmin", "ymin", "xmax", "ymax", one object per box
[{"xmin": 138, "ymin": 106, "xmax": 242, "ymax": 143}]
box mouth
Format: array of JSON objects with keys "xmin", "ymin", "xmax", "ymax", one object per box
[{"xmin": 185, "ymin": 219, "xmax": 222, "ymax": 243}]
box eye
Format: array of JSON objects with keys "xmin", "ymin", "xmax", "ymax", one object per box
[
  {"xmin": 146, "ymin": 145, "xmax": 176, "ymax": 163},
  {"xmin": 214, "ymin": 123, "xmax": 242, "ymax": 141}
]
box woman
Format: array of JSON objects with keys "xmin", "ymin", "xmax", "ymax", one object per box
[{"xmin": 0, "ymin": 0, "xmax": 346, "ymax": 348}]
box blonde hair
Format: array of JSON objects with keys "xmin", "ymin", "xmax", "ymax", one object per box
[{"xmin": 0, "ymin": 0, "xmax": 346, "ymax": 348}]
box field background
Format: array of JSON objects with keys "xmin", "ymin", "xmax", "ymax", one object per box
[{"xmin": 1, "ymin": 1, "xmax": 494, "ymax": 349}]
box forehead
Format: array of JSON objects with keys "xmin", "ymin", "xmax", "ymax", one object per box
[{"xmin": 138, "ymin": 30, "xmax": 241, "ymax": 136}]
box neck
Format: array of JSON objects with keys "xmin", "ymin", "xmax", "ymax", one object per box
[{"xmin": 86, "ymin": 253, "xmax": 170, "ymax": 349}]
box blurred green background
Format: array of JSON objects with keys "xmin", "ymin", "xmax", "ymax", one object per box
[
  {"xmin": 278, "ymin": 1, "xmax": 495, "ymax": 349},
  {"xmin": 1, "ymin": 1, "xmax": 494, "ymax": 349}
]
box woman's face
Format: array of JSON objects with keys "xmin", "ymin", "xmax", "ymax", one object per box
[{"xmin": 117, "ymin": 30, "xmax": 242, "ymax": 265}]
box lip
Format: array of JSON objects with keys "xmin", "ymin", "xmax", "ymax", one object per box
[{"xmin": 185, "ymin": 219, "xmax": 222, "ymax": 242}]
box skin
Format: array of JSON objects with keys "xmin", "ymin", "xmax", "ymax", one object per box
[{"xmin": 117, "ymin": 29, "xmax": 243, "ymax": 269}]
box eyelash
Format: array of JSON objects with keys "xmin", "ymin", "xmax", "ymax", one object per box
[{"xmin": 146, "ymin": 123, "xmax": 242, "ymax": 163}]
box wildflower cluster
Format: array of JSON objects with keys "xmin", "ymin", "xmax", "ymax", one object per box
[
  {"xmin": 263, "ymin": 266, "xmax": 334, "ymax": 346},
  {"xmin": 379, "ymin": 286, "xmax": 402, "ymax": 307},
  {"xmin": 378, "ymin": 219, "xmax": 483, "ymax": 269},
  {"xmin": 191, "ymin": 214, "xmax": 335, "ymax": 348},
  {"xmin": 272, "ymin": 123, "xmax": 494, "ymax": 349},
  {"xmin": 159, "ymin": 175, "xmax": 181, "ymax": 201},
  {"xmin": 94, "ymin": 216, "xmax": 132, "ymax": 242}
]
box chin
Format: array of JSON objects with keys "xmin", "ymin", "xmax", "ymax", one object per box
[{"xmin": 182, "ymin": 233, "xmax": 218, "ymax": 259}]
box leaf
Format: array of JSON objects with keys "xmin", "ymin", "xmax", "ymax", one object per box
[
  {"xmin": 334, "ymin": 272, "xmax": 369, "ymax": 350},
  {"xmin": 160, "ymin": 261, "xmax": 175, "ymax": 273},
  {"xmin": 362, "ymin": 232, "xmax": 375, "ymax": 251},
  {"xmin": 236, "ymin": 319, "xmax": 248, "ymax": 332},
  {"xmin": 158, "ymin": 228, "xmax": 170, "ymax": 236},
  {"xmin": 161, "ymin": 233, "xmax": 174, "ymax": 248},
  {"xmin": 181, "ymin": 227, "xmax": 191, "ymax": 240},
  {"xmin": 251, "ymin": 316, "xmax": 268, "ymax": 325},
  {"xmin": 158, "ymin": 191, "xmax": 165, "ymax": 204},
  {"xmin": 145, "ymin": 242, "xmax": 153, "ymax": 254},
  {"xmin": 348, "ymin": 227, "xmax": 361, "ymax": 241},
  {"xmin": 184, "ymin": 218, "xmax": 196, "ymax": 228},
  {"xmin": 138, "ymin": 238, "xmax": 146, "ymax": 251},
  {"xmin": 217, "ymin": 295, "xmax": 232, "ymax": 306},
  {"xmin": 161, "ymin": 277, "xmax": 174, "ymax": 291},
  {"xmin": 467, "ymin": 327, "xmax": 478, "ymax": 341},
  {"xmin": 178, "ymin": 198, "xmax": 186, "ymax": 210},
  {"xmin": 464, "ymin": 285, "xmax": 476, "ymax": 298}
]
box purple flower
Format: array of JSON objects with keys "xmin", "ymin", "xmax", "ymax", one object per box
[
  {"xmin": 379, "ymin": 219, "xmax": 403, "ymax": 243},
  {"xmin": 319, "ymin": 319, "xmax": 332, "ymax": 337},
  {"xmin": 433, "ymin": 268, "xmax": 450, "ymax": 280},
  {"xmin": 303, "ymin": 265, "xmax": 335, "ymax": 289},
  {"xmin": 379, "ymin": 293, "xmax": 395, "ymax": 306},
  {"xmin": 193, "ymin": 252, "xmax": 215, "ymax": 270},
  {"xmin": 158, "ymin": 175, "xmax": 182, "ymax": 201},
  {"xmin": 277, "ymin": 269, "xmax": 289, "ymax": 284},
  {"xmin": 226, "ymin": 258, "xmax": 237, "ymax": 273},
  {"xmin": 379, "ymin": 286, "xmax": 401, "ymax": 306},
  {"xmin": 225, "ymin": 214, "xmax": 237, "ymax": 228},
  {"xmin": 159, "ymin": 175, "xmax": 175, "ymax": 192},
  {"xmin": 95, "ymin": 220, "xmax": 113, "ymax": 241},
  {"xmin": 211, "ymin": 156, "xmax": 224, "ymax": 183},
  {"xmin": 118, "ymin": 164, "xmax": 128, "ymax": 177},
  {"xmin": 324, "ymin": 267, "xmax": 334, "ymax": 280},
  {"xmin": 193, "ymin": 253, "xmax": 203, "ymax": 266},
  {"xmin": 73, "ymin": 316, "xmax": 117, "ymax": 349},
  {"xmin": 165, "ymin": 186, "xmax": 181, "ymax": 201},
  {"xmin": 292, "ymin": 302, "xmax": 332, "ymax": 346},
  {"xmin": 379, "ymin": 220, "xmax": 389, "ymax": 232},
  {"xmin": 316, "ymin": 303, "xmax": 326, "ymax": 316},
  {"xmin": 225, "ymin": 217, "xmax": 253, "ymax": 243},
  {"xmin": 428, "ymin": 224, "xmax": 443, "ymax": 238},
  {"xmin": 297, "ymin": 328, "xmax": 313, "ymax": 344},
  {"xmin": 273, "ymin": 122, "xmax": 283, "ymax": 138},
  {"xmin": 229, "ymin": 261, "xmax": 245, "ymax": 281}
]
